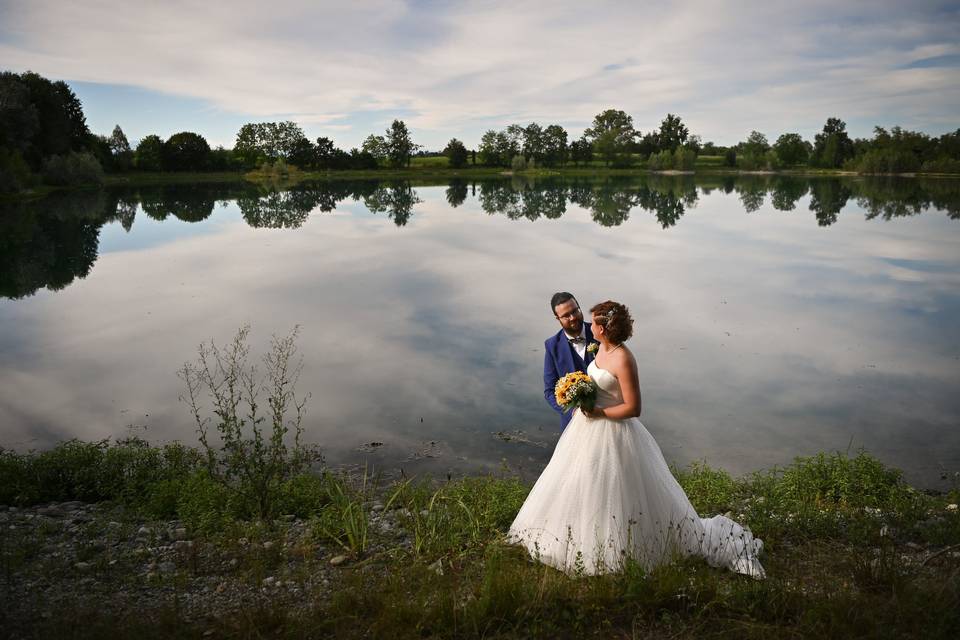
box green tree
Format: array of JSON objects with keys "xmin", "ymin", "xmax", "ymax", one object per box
[
  {"xmin": 522, "ymin": 123, "xmax": 545, "ymax": 162},
  {"xmin": 386, "ymin": 120, "xmax": 415, "ymax": 168},
  {"xmin": 584, "ymin": 109, "xmax": 635, "ymax": 167},
  {"xmin": 812, "ymin": 117, "xmax": 855, "ymax": 168},
  {"xmin": 287, "ymin": 136, "xmax": 316, "ymax": 169},
  {"xmin": 569, "ymin": 136, "xmax": 593, "ymax": 166},
  {"xmin": 444, "ymin": 138, "xmax": 468, "ymax": 168},
  {"xmin": 162, "ymin": 132, "xmax": 210, "ymax": 171},
  {"xmin": 134, "ymin": 134, "xmax": 164, "ymax": 171},
  {"xmin": 362, "ymin": 134, "xmax": 388, "ymax": 165},
  {"xmin": 738, "ymin": 131, "xmax": 771, "ymax": 170},
  {"xmin": 542, "ymin": 124, "xmax": 568, "ymax": 167},
  {"xmin": 234, "ymin": 123, "xmax": 265, "ymax": 168},
  {"xmin": 656, "ymin": 113, "xmax": 689, "ymax": 152},
  {"xmin": 108, "ymin": 125, "xmax": 132, "ymax": 170},
  {"xmin": 773, "ymin": 133, "xmax": 809, "ymax": 166}
]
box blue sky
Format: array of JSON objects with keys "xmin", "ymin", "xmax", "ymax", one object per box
[{"xmin": 1, "ymin": 0, "xmax": 958, "ymax": 150}]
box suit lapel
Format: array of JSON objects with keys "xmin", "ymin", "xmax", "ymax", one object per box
[{"xmin": 584, "ymin": 322, "xmax": 595, "ymax": 365}]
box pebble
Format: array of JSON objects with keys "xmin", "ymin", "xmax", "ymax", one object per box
[
  {"xmin": 947, "ymin": 504, "xmax": 958, "ymax": 512},
  {"xmin": 137, "ymin": 526, "xmax": 152, "ymax": 538},
  {"xmin": 263, "ymin": 541, "xmax": 275, "ymax": 550},
  {"xmin": 262, "ymin": 576, "xmax": 276, "ymax": 587},
  {"xmin": 158, "ymin": 561, "xmax": 176, "ymax": 574},
  {"xmin": 330, "ymin": 555, "xmax": 348, "ymax": 566},
  {"xmin": 172, "ymin": 528, "xmax": 188, "ymax": 541},
  {"xmin": 74, "ymin": 562, "xmax": 92, "ymax": 572},
  {"xmin": 428, "ymin": 558, "xmax": 443, "ymax": 575}
]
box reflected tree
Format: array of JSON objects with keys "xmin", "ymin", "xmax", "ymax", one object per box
[
  {"xmin": 808, "ymin": 179, "xmax": 852, "ymax": 226},
  {"xmin": 737, "ymin": 176, "xmax": 768, "ymax": 213},
  {"xmin": 445, "ymin": 179, "xmax": 468, "ymax": 208},
  {"xmin": 770, "ymin": 177, "xmax": 808, "ymax": 211},
  {"xmin": 363, "ymin": 181, "xmax": 421, "ymax": 226},
  {"xmin": 140, "ymin": 185, "xmax": 217, "ymax": 223},
  {"xmin": 0, "ymin": 191, "xmax": 107, "ymax": 299}
]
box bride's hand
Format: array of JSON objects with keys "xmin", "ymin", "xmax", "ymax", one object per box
[{"xmin": 581, "ymin": 406, "xmax": 605, "ymax": 419}]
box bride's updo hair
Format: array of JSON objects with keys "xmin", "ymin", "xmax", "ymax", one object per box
[{"xmin": 590, "ymin": 300, "xmax": 633, "ymax": 344}]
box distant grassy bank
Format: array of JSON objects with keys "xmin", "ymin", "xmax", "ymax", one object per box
[{"xmin": 2, "ymin": 439, "xmax": 958, "ymax": 638}]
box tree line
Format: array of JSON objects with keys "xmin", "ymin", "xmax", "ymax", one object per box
[{"xmin": 3, "ymin": 70, "xmax": 960, "ymax": 195}]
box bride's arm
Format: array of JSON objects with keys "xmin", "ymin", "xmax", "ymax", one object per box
[{"xmin": 589, "ymin": 352, "xmax": 641, "ymax": 419}]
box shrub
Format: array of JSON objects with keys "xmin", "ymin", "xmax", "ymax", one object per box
[
  {"xmin": 41, "ymin": 151, "xmax": 104, "ymax": 186},
  {"xmin": 180, "ymin": 325, "xmax": 311, "ymax": 521},
  {"xmin": 0, "ymin": 147, "xmax": 34, "ymax": 193}
]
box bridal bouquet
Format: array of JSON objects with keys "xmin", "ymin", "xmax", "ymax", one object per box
[{"xmin": 554, "ymin": 371, "xmax": 598, "ymax": 412}]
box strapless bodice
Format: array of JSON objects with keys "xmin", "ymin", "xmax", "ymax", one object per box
[{"xmin": 587, "ymin": 361, "xmax": 623, "ymax": 409}]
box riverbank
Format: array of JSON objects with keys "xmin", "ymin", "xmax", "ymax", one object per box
[
  {"xmin": 5, "ymin": 165, "xmax": 960, "ymax": 203},
  {"xmin": 2, "ymin": 441, "xmax": 958, "ymax": 638}
]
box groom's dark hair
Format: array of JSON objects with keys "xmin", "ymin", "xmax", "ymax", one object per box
[{"xmin": 550, "ymin": 292, "xmax": 577, "ymax": 313}]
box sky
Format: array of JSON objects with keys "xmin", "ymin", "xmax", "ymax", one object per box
[{"xmin": 1, "ymin": 0, "xmax": 958, "ymax": 150}]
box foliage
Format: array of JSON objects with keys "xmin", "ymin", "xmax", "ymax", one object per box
[
  {"xmin": 362, "ymin": 134, "xmax": 389, "ymax": 166},
  {"xmin": 443, "ymin": 138, "xmax": 468, "ymax": 168},
  {"xmin": 585, "ymin": 109, "xmax": 635, "ymax": 167},
  {"xmin": 812, "ymin": 117, "xmax": 855, "ymax": 168},
  {"xmin": 510, "ymin": 154, "xmax": 527, "ymax": 172},
  {"xmin": 179, "ymin": 325, "xmax": 311, "ymax": 521},
  {"xmin": 133, "ymin": 134, "xmax": 164, "ymax": 171},
  {"xmin": 654, "ymin": 113, "xmax": 690, "ymax": 152},
  {"xmin": 0, "ymin": 147, "xmax": 34, "ymax": 193},
  {"xmin": 233, "ymin": 121, "xmax": 307, "ymax": 167},
  {"xmin": 41, "ymin": 151, "xmax": 104, "ymax": 186},
  {"xmin": 386, "ymin": 119, "xmax": 416, "ymax": 168},
  {"xmin": 773, "ymin": 133, "xmax": 809, "ymax": 166},
  {"xmin": 162, "ymin": 132, "xmax": 211, "ymax": 171}
]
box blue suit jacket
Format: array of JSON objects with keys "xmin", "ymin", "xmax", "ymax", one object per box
[{"xmin": 543, "ymin": 322, "xmax": 595, "ymax": 430}]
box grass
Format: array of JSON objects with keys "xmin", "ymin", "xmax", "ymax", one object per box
[{"xmin": 2, "ymin": 441, "xmax": 959, "ymax": 638}]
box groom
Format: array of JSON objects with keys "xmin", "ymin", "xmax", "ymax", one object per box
[{"xmin": 543, "ymin": 292, "xmax": 596, "ymax": 430}]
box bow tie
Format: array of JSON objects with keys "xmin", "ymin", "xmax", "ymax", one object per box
[{"xmin": 568, "ymin": 336, "xmax": 585, "ymax": 345}]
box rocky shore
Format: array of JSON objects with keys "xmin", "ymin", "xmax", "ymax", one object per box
[{"xmin": 1, "ymin": 498, "xmax": 415, "ymax": 636}]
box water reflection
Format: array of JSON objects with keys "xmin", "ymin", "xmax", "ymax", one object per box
[{"xmin": 1, "ymin": 175, "xmax": 958, "ymax": 487}]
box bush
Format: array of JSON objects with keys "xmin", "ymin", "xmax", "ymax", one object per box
[
  {"xmin": 920, "ymin": 157, "xmax": 960, "ymax": 174},
  {"xmin": 511, "ymin": 155, "xmax": 527, "ymax": 172},
  {"xmin": 647, "ymin": 149, "xmax": 674, "ymax": 171},
  {"xmin": 179, "ymin": 325, "xmax": 311, "ymax": 521},
  {"xmin": 41, "ymin": 151, "xmax": 104, "ymax": 186},
  {"xmin": 0, "ymin": 147, "xmax": 34, "ymax": 193}
]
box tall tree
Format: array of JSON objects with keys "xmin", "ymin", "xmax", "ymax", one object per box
[
  {"xmin": 584, "ymin": 109, "xmax": 635, "ymax": 167},
  {"xmin": 656, "ymin": 113, "xmax": 689, "ymax": 152},
  {"xmin": 542, "ymin": 125, "xmax": 568, "ymax": 167},
  {"xmin": 162, "ymin": 132, "xmax": 210, "ymax": 171},
  {"xmin": 362, "ymin": 134, "xmax": 388, "ymax": 165},
  {"xmin": 108, "ymin": 125, "xmax": 132, "ymax": 170},
  {"xmin": 386, "ymin": 120, "xmax": 415, "ymax": 168},
  {"xmin": 522, "ymin": 123, "xmax": 546, "ymax": 162},
  {"xmin": 134, "ymin": 134, "xmax": 164, "ymax": 171},
  {"xmin": 773, "ymin": 133, "xmax": 809, "ymax": 166},
  {"xmin": 813, "ymin": 117, "xmax": 855, "ymax": 168},
  {"xmin": 444, "ymin": 138, "xmax": 468, "ymax": 168}
]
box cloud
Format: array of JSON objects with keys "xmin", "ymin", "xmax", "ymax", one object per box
[{"xmin": 1, "ymin": 1, "xmax": 958, "ymax": 145}]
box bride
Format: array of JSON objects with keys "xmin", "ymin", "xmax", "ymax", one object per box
[{"xmin": 508, "ymin": 300, "xmax": 765, "ymax": 578}]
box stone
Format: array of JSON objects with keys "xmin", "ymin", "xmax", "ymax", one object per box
[
  {"xmin": 262, "ymin": 541, "xmax": 275, "ymax": 551},
  {"xmin": 74, "ymin": 562, "xmax": 92, "ymax": 572},
  {"xmin": 946, "ymin": 504, "xmax": 958, "ymax": 512},
  {"xmin": 158, "ymin": 561, "xmax": 176, "ymax": 574},
  {"xmin": 137, "ymin": 526, "xmax": 152, "ymax": 538},
  {"xmin": 330, "ymin": 555, "xmax": 348, "ymax": 566},
  {"xmin": 262, "ymin": 576, "xmax": 276, "ymax": 587},
  {"xmin": 428, "ymin": 558, "xmax": 443, "ymax": 576},
  {"xmin": 172, "ymin": 528, "xmax": 188, "ymax": 541}
]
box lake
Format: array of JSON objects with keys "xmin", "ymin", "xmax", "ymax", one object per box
[{"xmin": 1, "ymin": 174, "xmax": 958, "ymax": 488}]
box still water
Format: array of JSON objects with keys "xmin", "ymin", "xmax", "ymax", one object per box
[{"xmin": 1, "ymin": 175, "xmax": 958, "ymax": 487}]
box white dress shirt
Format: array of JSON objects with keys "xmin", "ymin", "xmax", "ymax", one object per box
[{"xmin": 564, "ymin": 325, "xmax": 587, "ymax": 362}]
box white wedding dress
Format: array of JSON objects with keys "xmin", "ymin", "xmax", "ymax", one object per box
[{"xmin": 508, "ymin": 361, "xmax": 765, "ymax": 578}]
